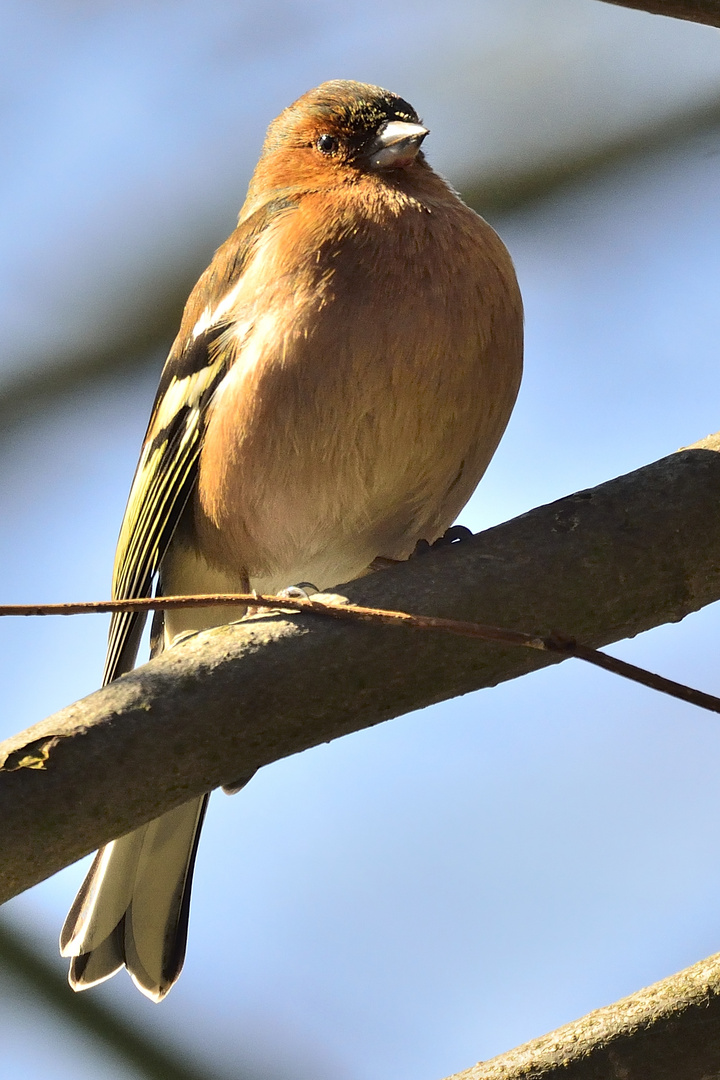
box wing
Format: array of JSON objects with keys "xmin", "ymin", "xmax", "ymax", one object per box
[{"xmin": 102, "ymin": 196, "xmax": 297, "ymax": 685}]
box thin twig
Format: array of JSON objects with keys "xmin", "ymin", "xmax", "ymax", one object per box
[
  {"xmin": 0, "ymin": 592, "xmax": 546, "ymax": 648},
  {"xmin": 542, "ymin": 633, "xmax": 720, "ymax": 715},
  {"xmin": 1, "ymin": 592, "xmax": 719, "ymax": 716}
]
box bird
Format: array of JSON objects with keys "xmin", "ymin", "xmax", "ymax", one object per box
[{"xmin": 60, "ymin": 79, "xmax": 523, "ymax": 1001}]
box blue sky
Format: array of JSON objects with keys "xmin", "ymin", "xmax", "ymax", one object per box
[{"xmin": 2, "ymin": 4, "xmax": 720, "ymax": 1079}]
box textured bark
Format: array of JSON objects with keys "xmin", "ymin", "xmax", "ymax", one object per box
[
  {"xmin": 2, "ymin": 434, "xmax": 720, "ymax": 906},
  {"xmin": 447, "ymin": 951, "xmax": 720, "ymax": 1080}
]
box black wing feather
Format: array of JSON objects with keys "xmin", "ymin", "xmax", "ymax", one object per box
[{"xmin": 102, "ymin": 196, "xmax": 297, "ymax": 686}]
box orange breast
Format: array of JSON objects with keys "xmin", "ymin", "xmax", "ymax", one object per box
[{"xmin": 193, "ymin": 179, "xmax": 522, "ymax": 593}]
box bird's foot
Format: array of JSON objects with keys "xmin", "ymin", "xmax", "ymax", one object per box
[
  {"xmin": 279, "ymin": 583, "xmax": 320, "ymax": 599},
  {"xmin": 243, "ymin": 582, "xmax": 320, "ymax": 618},
  {"xmin": 371, "ymin": 526, "xmax": 474, "ymax": 570},
  {"xmin": 410, "ymin": 525, "xmax": 473, "ymax": 558}
]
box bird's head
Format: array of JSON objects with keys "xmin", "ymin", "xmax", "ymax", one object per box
[{"xmin": 248, "ymin": 80, "xmax": 430, "ymax": 200}]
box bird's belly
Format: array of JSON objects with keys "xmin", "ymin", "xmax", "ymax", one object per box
[
  {"xmin": 193, "ymin": 207, "xmax": 521, "ymax": 595},
  {"xmin": 195, "ymin": 337, "xmax": 509, "ymax": 593}
]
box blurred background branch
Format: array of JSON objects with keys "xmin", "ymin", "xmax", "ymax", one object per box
[
  {"xmin": 4, "ymin": 88, "xmax": 720, "ymax": 433},
  {"xmin": 0, "ymin": 915, "xmax": 233, "ymax": 1080}
]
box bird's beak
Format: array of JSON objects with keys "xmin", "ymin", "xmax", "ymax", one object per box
[{"xmin": 367, "ymin": 120, "xmax": 429, "ymax": 168}]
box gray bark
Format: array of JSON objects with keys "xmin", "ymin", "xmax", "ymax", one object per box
[{"xmin": 446, "ymin": 950, "xmax": 720, "ymax": 1079}]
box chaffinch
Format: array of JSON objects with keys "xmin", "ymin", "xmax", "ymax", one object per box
[{"xmin": 60, "ymin": 80, "xmax": 523, "ymax": 1000}]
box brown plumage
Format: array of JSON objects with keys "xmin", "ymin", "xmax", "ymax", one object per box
[{"xmin": 60, "ymin": 80, "xmax": 523, "ymax": 1000}]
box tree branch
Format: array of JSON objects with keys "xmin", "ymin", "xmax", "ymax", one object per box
[
  {"xmin": 445, "ymin": 950, "xmax": 720, "ymax": 1079},
  {"xmin": 2, "ymin": 434, "xmax": 720, "ymax": 905},
  {"xmin": 599, "ymin": 0, "xmax": 720, "ymax": 27}
]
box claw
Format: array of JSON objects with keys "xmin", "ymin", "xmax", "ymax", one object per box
[
  {"xmin": 410, "ymin": 525, "xmax": 473, "ymax": 558},
  {"xmin": 431, "ymin": 525, "xmax": 473, "ymax": 549},
  {"xmin": 279, "ymin": 583, "xmax": 319, "ymax": 599}
]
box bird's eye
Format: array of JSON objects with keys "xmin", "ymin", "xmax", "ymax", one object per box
[{"xmin": 316, "ymin": 134, "xmax": 338, "ymax": 154}]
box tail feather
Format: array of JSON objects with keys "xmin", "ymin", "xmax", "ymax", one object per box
[
  {"xmin": 61, "ymin": 795, "xmax": 208, "ymax": 1001},
  {"xmin": 127, "ymin": 796, "xmax": 208, "ymax": 996},
  {"xmin": 123, "ymin": 920, "xmax": 166, "ymax": 1001},
  {"xmin": 61, "ymin": 830, "xmax": 147, "ymax": 956},
  {"xmin": 68, "ymin": 923, "xmax": 125, "ymax": 989}
]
